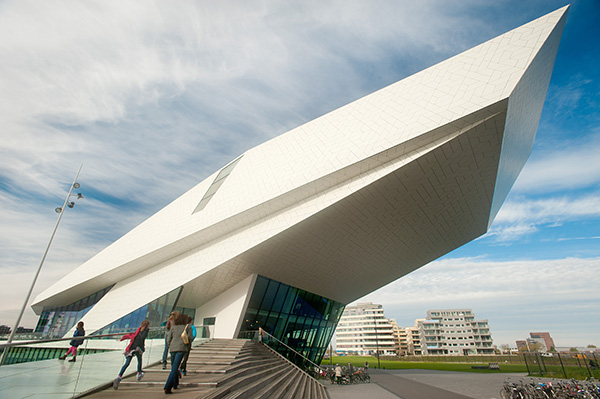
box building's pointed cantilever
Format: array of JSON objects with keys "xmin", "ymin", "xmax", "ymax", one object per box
[{"xmin": 32, "ymin": 7, "xmax": 568, "ymax": 361}]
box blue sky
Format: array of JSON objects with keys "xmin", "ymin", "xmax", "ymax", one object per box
[{"xmin": 0, "ymin": 0, "xmax": 598, "ymax": 348}]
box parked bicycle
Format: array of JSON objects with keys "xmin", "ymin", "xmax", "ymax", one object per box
[
  {"xmin": 501, "ymin": 377, "xmax": 600, "ymax": 398},
  {"xmin": 323, "ymin": 365, "xmax": 370, "ymax": 385}
]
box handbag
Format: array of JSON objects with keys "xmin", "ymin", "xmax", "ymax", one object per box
[{"xmin": 181, "ymin": 324, "xmax": 189, "ymax": 345}]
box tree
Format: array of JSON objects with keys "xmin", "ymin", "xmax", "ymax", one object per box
[
  {"xmin": 587, "ymin": 345, "xmax": 597, "ymax": 348},
  {"xmin": 518, "ymin": 341, "xmax": 543, "ymax": 352},
  {"xmin": 529, "ymin": 341, "xmax": 544, "ymax": 352},
  {"xmin": 569, "ymin": 347, "xmax": 579, "ymax": 352}
]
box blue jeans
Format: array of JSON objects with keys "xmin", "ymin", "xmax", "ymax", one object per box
[
  {"xmin": 119, "ymin": 352, "xmax": 142, "ymax": 377},
  {"xmin": 164, "ymin": 351, "xmax": 185, "ymax": 391},
  {"xmin": 162, "ymin": 336, "xmax": 169, "ymax": 365}
]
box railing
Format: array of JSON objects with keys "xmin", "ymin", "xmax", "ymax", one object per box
[
  {"xmin": 0, "ymin": 326, "xmax": 210, "ymax": 399},
  {"xmin": 239, "ymin": 329, "xmax": 323, "ymax": 374},
  {"xmin": 0, "ymin": 329, "xmax": 164, "ymax": 366},
  {"xmin": 0, "ymin": 332, "xmax": 46, "ymax": 341}
]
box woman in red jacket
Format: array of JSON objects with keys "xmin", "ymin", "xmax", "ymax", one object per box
[{"xmin": 112, "ymin": 320, "xmax": 150, "ymax": 390}]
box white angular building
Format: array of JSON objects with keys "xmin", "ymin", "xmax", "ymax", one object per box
[{"xmin": 31, "ymin": 7, "xmax": 568, "ymax": 363}]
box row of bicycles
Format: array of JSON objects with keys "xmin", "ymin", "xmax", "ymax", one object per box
[
  {"xmin": 308, "ymin": 365, "xmax": 371, "ymax": 384},
  {"xmin": 501, "ymin": 378, "xmax": 600, "ymax": 398}
]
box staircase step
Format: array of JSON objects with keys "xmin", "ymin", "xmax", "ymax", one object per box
[
  {"xmin": 203, "ymin": 362, "xmax": 284, "ymax": 399},
  {"xmin": 280, "ymin": 371, "xmax": 303, "ymax": 399},
  {"xmin": 214, "ymin": 361, "xmax": 283, "ymax": 388},
  {"xmin": 258, "ymin": 368, "xmax": 298, "ymax": 399},
  {"xmin": 220, "ymin": 365, "xmax": 291, "ymax": 399}
]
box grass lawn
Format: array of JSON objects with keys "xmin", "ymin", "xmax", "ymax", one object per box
[{"xmin": 321, "ymin": 356, "xmax": 529, "ymax": 374}]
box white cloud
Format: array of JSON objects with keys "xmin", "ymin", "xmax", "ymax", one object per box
[
  {"xmin": 498, "ymin": 195, "xmax": 600, "ymax": 223},
  {"xmin": 512, "ymin": 131, "xmax": 600, "ymax": 194},
  {"xmin": 488, "ymin": 131, "xmax": 600, "ymax": 242},
  {"xmin": 485, "ymin": 193, "xmax": 600, "ymax": 242},
  {"xmin": 358, "ymin": 257, "xmax": 600, "ymax": 346},
  {"xmin": 485, "ymin": 223, "xmax": 539, "ymax": 243}
]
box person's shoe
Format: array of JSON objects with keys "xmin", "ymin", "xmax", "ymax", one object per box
[
  {"xmin": 112, "ymin": 377, "xmax": 121, "ymax": 390},
  {"xmin": 162, "ymin": 363, "xmax": 167, "ymax": 370},
  {"xmin": 182, "ymin": 370, "xmax": 186, "ymax": 376},
  {"xmin": 59, "ymin": 355, "xmax": 67, "ymax": 360},
  {"xmin": 136, "ymin": 371, "xmax": 144, "ymax": 381},
  {"xmin": 68, "ymin": 358, "xmax": 76, "ymax": 362},
  {"xmin": 164, "ymin": 389, "xmax": 172, "ymax": 394}
]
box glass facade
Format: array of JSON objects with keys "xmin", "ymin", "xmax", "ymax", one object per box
[
  {"xmin": 238, "ymin": 275, "xmax": 345, "ymax": 365},
  {"xmin": 35, "ymin": 285, "xmax": 196, "ymax": 337},
  {"xmin": 34, "ymin": 285, "xmax": 114, "ymax": 338},
  {"xmin": 93, "ymin": 286, "xmax": 196, "ymax": 335}
]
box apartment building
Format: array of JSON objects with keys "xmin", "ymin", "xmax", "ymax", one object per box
[
  {"xmin": 405, "ymin": 319, "xmax": 424, "ymax": 355},
  {"xmin": 390, "ymin": 319, "xmax": 402, "ymax": 354},
  {"xmin": 335, "ymin": 303, "xmax": 398, "ymax": 355},
  {"xmin": 419, "ymin": 309, "xmax": 494, "ymax": 355}
]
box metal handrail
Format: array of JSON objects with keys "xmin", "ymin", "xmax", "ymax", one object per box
[
  {"xmin": 259, "ymin": 329, "xmax": 322, "ymax": 371},
  {"xmin": 0, "ymin": 328, "xmax": 166, "ymax": 349}
]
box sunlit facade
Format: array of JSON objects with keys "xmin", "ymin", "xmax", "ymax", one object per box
[
  {"xmin": 419, "ymin": 309, "xmax": 494, "ymax": 355},
  {"xmin": 335, "ymin": 303, "xmax": 398, "ymax": 355},
  {"xmin": 31, "ymin": 7, "xmax": 567, "ymax": 364}
]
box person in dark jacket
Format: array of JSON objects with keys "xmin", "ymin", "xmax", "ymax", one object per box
[
  {"xmin": 112, "ymin": 320, "xmax": 150, "ymax": 390},
  {"xmin": 164, "ymin": 313, "xmax": 194, "ymax": 394},
  {"xmin": 161, "ymin": 311, "xmax": 179, "ymax": 369},
  {"xmin": 59, "ymin": 321, "xmax": 85, "ymax": 362}
]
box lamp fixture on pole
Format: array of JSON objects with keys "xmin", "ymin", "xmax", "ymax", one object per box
[
  {"xmin": 0, "ymin": 165, "xmax": 84, "ymax": 367},
  {"xmin": 373, "ymin": 311, "xmax": 381, "ymax": 369}
]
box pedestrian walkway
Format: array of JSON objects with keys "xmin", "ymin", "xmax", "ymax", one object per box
[
  {"xmin": 1, "ymin": 344, "xmax": 528, "ymax": 399},
  {"xmin": 0, "ymin": 339, "xmax": 165, "ymax": 399},
  {"xmin": 326, "ymin": 369, "xmax": 529, "ymax": 399}
]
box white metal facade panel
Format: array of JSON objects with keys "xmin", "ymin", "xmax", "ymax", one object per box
[{"xmin": 32, "ymin": 7, "xmax": 568, "ymax": 336}]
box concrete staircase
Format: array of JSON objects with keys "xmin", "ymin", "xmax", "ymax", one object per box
[
  {"xmin": 193, "ymin": 338, "xmax": 328, "ymax": 399},
  {"xmin": 81, "ymin": 338, "xmax": 329, "ymax": 398},
  {"xmin": 101, "ymin": 338, "xmax": 329, "ymax": 399}
]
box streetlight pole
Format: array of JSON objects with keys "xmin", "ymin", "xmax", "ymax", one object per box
[
  {"xmin": 0, "ymin": 165, "xmax": 83, "ymax": 366},
  {"xmin": 373, "ymin": 312, "xmax": 380, "ymax": 369}
]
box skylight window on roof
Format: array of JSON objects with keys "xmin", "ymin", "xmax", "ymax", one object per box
[{"xmin": 193, "ymin": 155, "xmax": 243, "ymax": 213}]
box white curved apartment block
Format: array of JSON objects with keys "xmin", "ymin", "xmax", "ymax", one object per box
[
  {"xmin": 31, "ymin": 6, "xmax": 568, "ymax": 362},
  {"xmin": 336, "ymin": 303, "xmax": 398, "ymax": 356}
]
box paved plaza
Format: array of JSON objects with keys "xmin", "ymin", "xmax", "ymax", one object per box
[
  {"xmin": 326, "ymin": 369, "xmax": 529, "ymax": 399},
  {"xmin": 0, "ymin": 347, "xmax": 530, "ymax": 399}
]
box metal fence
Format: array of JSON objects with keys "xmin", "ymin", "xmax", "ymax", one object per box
[
  {"xmin": 376, "ymin": 352, "xmax": 600, "ymax": 379},
  {"xmin": 522, "ymin": 352, "xmax": 600, "ymax": 380},
  {"xmin": 390, "ymin": 354, "xmax": 523, "ymax": 364}
]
